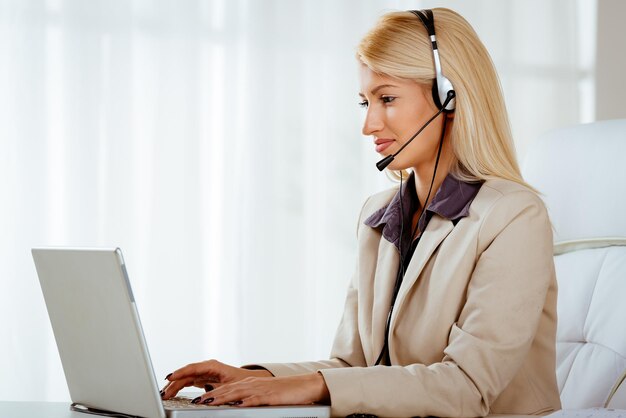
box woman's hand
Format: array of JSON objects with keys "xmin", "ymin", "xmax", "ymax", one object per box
[
  {"xmin": 160, "ymin": 359, "xmax": 272, "ymax": 399},
  {"xmin": 191, "ymin": 373, "xmax": 330, "ymax": 407}
]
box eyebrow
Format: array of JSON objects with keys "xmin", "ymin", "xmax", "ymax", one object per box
[{"xmin": 358, "ymin": 84, "xmax": 398, "ymax": 98}]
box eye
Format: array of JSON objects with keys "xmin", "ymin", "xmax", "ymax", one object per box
[
  {"xmin": 381, "ymin": 96, "xmax": 396, "ymax": 104},
  {"xmin": 358, "ymin": 100, "xmax": 369, "ymax": 108}
]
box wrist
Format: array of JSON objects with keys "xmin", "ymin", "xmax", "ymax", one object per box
[{"xmin": 312, "ymin": 372, "xmax": 330, "ymax": 404}]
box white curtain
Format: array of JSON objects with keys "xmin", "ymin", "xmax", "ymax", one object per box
[{"xmin": 0, "ymin": 0, "xmax": 596, "ymax": 401}]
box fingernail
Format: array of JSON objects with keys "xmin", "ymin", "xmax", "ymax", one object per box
[
  {"xmin": 165, "ymin": 373, "xmax": 172, "ymax": 380},
  {"xmin": 202, "ymin": 397, "xmax": 214, "ymax": 404},
  {"xmin": 191, "ymin": 396, "xmax": 201, "ymax": 404},
  {"xmin": 204, "ymin": 384, "xmax": 214, "ymax": 392}
]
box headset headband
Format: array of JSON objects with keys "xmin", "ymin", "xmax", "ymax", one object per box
[{"xmin": 409, "ymin": 9, "xmax": 456, "ymax": 112}]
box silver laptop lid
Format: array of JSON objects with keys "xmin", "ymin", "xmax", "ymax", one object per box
[
  {"xmin": 33, "ymin": 247, "xmax": 331, "ymax": 418},
  {"xmin": 32, "ymin": 247, "xmax": 166, "ymax": 418}
]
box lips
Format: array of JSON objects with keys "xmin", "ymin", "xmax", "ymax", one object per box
[{"xmin": 374, "ymin": 138, "xmax": 394, "ymax": 153}]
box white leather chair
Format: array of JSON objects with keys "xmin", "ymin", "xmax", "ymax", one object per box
[{"xmin": 522, "ymin": 119, "xmax": 626, "ymax": 409}]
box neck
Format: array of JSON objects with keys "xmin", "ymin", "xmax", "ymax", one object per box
[{"xmin": 411, "ymin": 124, "xmax": 455, "ymax": 209}]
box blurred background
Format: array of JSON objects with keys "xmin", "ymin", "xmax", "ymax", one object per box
[{"xmin": 1, "ymin": 0, "xmax": 624, "ymax": 402}]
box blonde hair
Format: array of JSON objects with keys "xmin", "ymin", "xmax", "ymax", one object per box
[{"xmin": 358, "ymin": 8, "xmax": 536, "ymax": 191}]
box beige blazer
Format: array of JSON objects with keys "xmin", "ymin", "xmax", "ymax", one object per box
[{"xmin": 260, "ymin": 178, "xmax": 561, "ymax": 417}]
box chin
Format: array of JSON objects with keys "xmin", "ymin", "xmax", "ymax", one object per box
[
  {"xmin": 383, "ymin": 160, "xmax": 411, "ymax": 172},
  {"xmin": 385, "ymin": 166, "xmax": 411, "ymax": 176}
]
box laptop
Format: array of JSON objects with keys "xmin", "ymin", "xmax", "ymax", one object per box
[{"xmin": 32, "ymin": 247, "xmax": 331, "ymax": 418}]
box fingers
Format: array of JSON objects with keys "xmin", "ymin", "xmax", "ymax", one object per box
[
  {"xmin": 201, "ymin": 382, "xmax": 224, "ymax": 392},
  {"xmin": 167, "ymin": 359, "xmax": 223, "ymax": 383},
  {"xmin": 188, "ymin": 378, "xmax": 221, "ymax": 390},
  {"xmin": 161, "ymin": 359, "xmax": 224, "ymax": 400},
  {"xmin": 161, "ymin": 377, "xmax": 225, "ymax": 400},
  {"xmin": 185, "ymin": 375, "xmax": 320, "ymax": 407},
  {"xmin": 194, "ymin": 377, "xmax": 273, "ymax": 407},
  {"xmin": 162, "ymin": 359, "xmax": 273, "ymax": 403},
  {"xmin": 160, "ymin": 376, "xmax": 197, "ymax": 400}
]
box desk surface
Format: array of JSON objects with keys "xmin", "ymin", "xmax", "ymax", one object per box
[
  {"xmin": 0, "ymin": 401, "xmax": 83, "ymax": 418},
  {"xmin": 0, "ymin": 401, "xmax": 539, "ymax": 418}
]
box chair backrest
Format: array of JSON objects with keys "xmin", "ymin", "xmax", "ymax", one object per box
[{"xmin": 522, "ymin": 119, "xmax": 626, "ymax": 408}]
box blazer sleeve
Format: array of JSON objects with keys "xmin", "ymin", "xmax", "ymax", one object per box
[
  {"xmin": 250, "ymin": 197, "xmax": 371, "ymax": 377},
  {"xmin": 317, "ymin": 190, "xmax": 556, "ymax": 417}
]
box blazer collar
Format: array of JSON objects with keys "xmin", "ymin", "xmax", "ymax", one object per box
[{"xmin": 364, "ymin": 172, "xmax": 482, "ymax": 251}]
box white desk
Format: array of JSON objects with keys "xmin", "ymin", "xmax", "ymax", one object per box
[
  {"xmin": 0, "ymin": 401, "xmax": 84, "ymax": 418},
  {"xmin": 0, "ymin": 401, "xmax": 541, "ymax": 418}
]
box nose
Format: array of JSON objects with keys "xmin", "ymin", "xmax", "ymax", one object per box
[{"xmin": 362, "ymin": 107, "xmax": 384, "ymax": 136}]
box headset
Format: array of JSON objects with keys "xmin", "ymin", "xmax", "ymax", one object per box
[
  {"xmin": 374, "ymin": 9, "xmax": 456, "ymax": 366},
  {"xmin": 411, "ymin": 9, "xmax": 456, "ymax": 113}
]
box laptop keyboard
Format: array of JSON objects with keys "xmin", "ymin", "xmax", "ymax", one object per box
[{"xmin": 163, "ymin": 397, "xmax": 233, "ymax": 409}]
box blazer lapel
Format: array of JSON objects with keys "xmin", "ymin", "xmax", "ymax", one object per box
[
  {"xmin": 370, "ymin": 237, "xmax": 400, "ymax": 363},
  {"xmin": 389, "ymin": 216, "xmax": 454, "ymax": 330}
]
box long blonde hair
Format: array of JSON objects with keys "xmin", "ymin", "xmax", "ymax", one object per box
[{"xmin": 358, "ymin": 8, "xmax": 535, "ymax": 191}]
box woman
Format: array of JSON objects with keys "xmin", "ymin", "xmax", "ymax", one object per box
[{"xmin": 162, "ymin": 8, "xmax": 561, "ymax": 417}]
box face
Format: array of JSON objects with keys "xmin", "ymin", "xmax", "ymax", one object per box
[{"xmin": 359, "ymin": 64, "xmax": 447, "ymax": 172}]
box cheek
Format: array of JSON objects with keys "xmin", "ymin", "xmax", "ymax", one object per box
[{"xmin": 388, "ymin": 107, "xmax": 421, "ymax": 137}]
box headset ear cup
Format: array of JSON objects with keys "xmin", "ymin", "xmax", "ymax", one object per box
[{"xmin": 431, "ymin": 82, "xmax": 443, "ymax": 110}]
